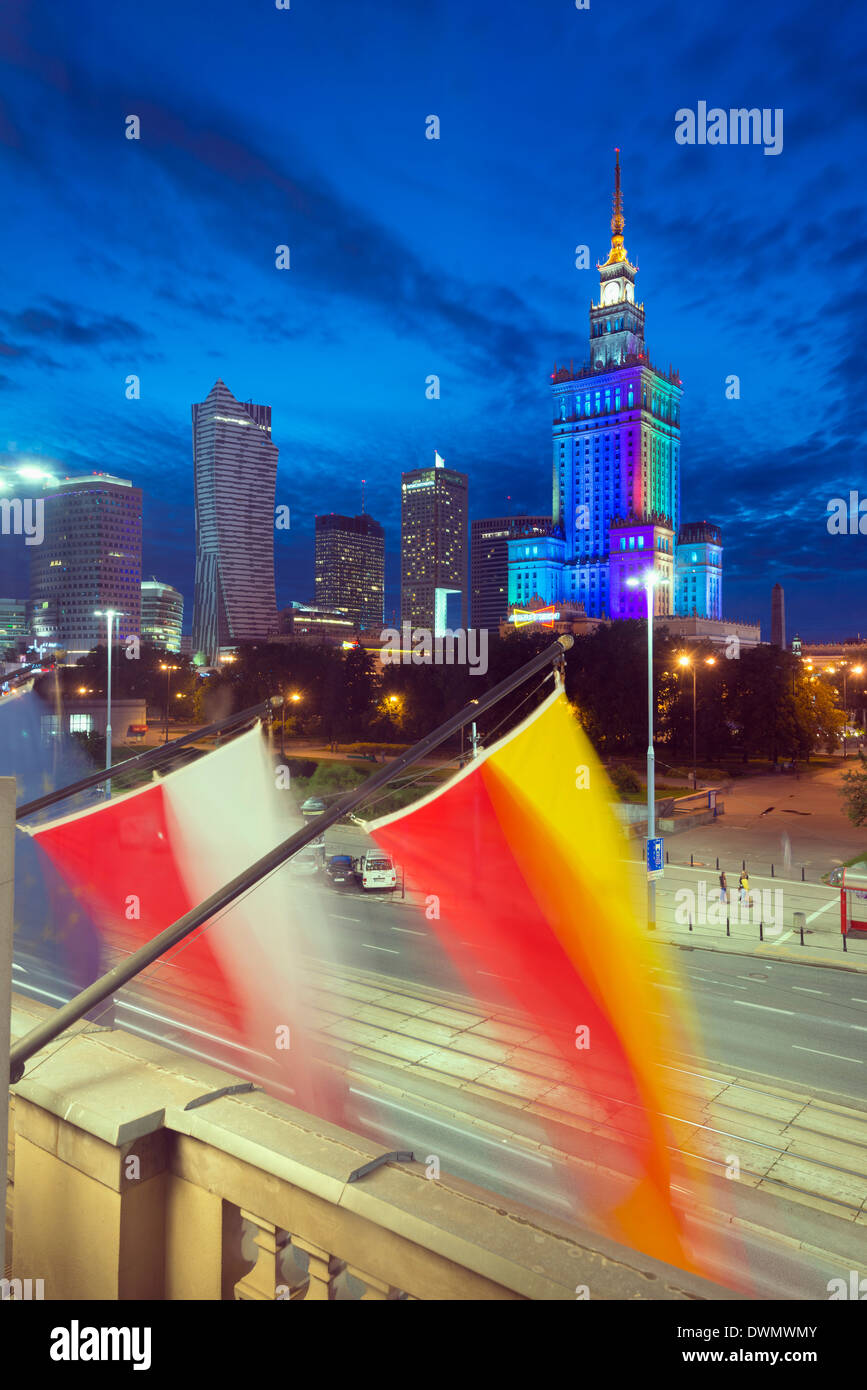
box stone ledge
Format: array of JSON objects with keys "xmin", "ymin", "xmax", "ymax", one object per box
[{"xmin": 10, "ymin": 992, "xmax": 736, "ymax": 1300}]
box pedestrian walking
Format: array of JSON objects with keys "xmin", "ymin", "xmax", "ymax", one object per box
[
  {"xmin": 739, "ymin": 871, "xmax": 750, "ymax": 909},
  {"xmin": 718, "ymin": 870, "xmax": 728, "ymax": 905}
]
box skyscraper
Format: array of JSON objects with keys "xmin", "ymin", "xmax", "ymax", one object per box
[
  {"xmin": 471, "ymin": 515, "xmax": 550, "ymax": 630},
  {"xmin": 771, "ymin": 583, "xmax": 786, "ymax": 649},
  {"xmin": 401, "ymin": 456, "xmax": 468, "ymax": 633},
  {"xmin": 30, "ymin": 473, "xmax": 142, "ymax": 659},
  {"xmin": 508, "ymin": 152, "xmax": 721, "ymax": 623},
  {"xmin": 141, "ymin": 580, "xmax": 184, "ymax": 653},
  {"xmin": 191, "ymin": 380, "xmax": 279, "ymax": 664},
  {"xmin": 314, "ymin": 513, "xmax": 385, "ymax": 631}
]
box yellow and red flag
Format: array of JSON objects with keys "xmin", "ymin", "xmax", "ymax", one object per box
[{"xmin": 364, "ymin": 687, "xmax": 719, "ymax": 1279}]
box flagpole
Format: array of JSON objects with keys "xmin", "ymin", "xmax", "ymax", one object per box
[{"xmin": 9, "ymin": 637, "xmax": 573, "ymax": 1082}]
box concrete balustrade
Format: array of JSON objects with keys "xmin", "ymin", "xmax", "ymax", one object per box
[{"xmin": 7, "ymin": 992, "xmax": 733, "ymax": 1301}]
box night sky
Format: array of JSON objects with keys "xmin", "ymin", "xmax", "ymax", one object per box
[{"xmin": 0, "ymin": 0, "xmax": 864, "ymax": 639}]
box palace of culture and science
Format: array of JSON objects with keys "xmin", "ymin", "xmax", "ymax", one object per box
[{"xmin": 507, "ymin": 152, "xmax": 723, "ymax": 625}]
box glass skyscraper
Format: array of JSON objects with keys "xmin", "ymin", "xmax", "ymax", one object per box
[{"xmin": 191, "ymin": 380, "xmax": 279, "ymax": 665}]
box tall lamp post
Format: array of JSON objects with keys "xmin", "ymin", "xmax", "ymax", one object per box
[
  {"xmin": 627, "ymin": 572, "xmax": 668, "ymax": 930},
  {"xmin": 160, "ymin": 663, "xmax": 180, "ymax": 744},
  {"xmin": 94, "ymin": 609, "xmax": 120, "ymax": 798},
  {"xmin": 678, "ymin": 653, "xmax": 716, "ymax": 789}
]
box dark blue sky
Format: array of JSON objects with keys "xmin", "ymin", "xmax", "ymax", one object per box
[{"xmin": 0, "ymin": 0, "xmax": 864, "ymax": 638}]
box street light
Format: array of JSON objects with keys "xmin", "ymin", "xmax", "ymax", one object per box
[
  {"xmin": 94, "ymin": 609, "xmax": 121, "ymax": 797},
  {"xmin": 841, "ymin": 665, "xmax": 864, "ymax": 756},
  {"xmin": 159, "ymin": 663, "xmax": 180, "ymax": 744},
  {"xmin": 626, "ymin": 571, "xmax": 668, "ymax": 929},
  {"xmin": 677, "ymin": 652, "xmax": 717, "ymax": 789}
]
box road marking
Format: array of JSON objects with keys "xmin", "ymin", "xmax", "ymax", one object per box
[
  {"xmin": 392, "ymin": 926, "xmax": 425, "ymax": 936},
  {"xmin": 792, "ymin": 986, "xmax": 825, "ymax": 995},
  {"xmin": 330, "ymin": 914, "xmax": 362, "ymax": 922},
  {"xmin": 792, "ymin": 1045, "xmax": 862, "ymax": 1064},
  {"xmin": 732, "ymin": 1001, "xmax": 794, "ymax": 1016},
  {"xmin": 735, "ymin": 975, "xmax": 765, "ymax": 983},
  {"xmin": 477, "ymin": 969, "xmax": 522, "ymax": 984},
  {"xmin": 853, "ymin": 999, "xmax": 867, "ymax": 1005},
  {"xmin": 654, "ymin": 983, "xmax": 683, "ymax": 991},
  {"xmin": 806, "ymin": 899, "xmax": 837, "ymax": 924},
  {"xmin": 361, "ymin": 943, "xmax": 399, "ymax": 954}
]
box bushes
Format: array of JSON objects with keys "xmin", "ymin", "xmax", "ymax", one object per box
[{"xmin": 609, "ymin": 763, "xmax": 642, "ymax": 794}]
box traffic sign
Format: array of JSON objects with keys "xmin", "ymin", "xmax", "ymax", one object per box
[{"xmin": 646, "ymin": 836, "xmax": 664, "ymax": 878}]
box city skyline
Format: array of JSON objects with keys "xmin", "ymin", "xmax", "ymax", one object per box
[{"xmin": 0, "ymin": 1, "xmax": 863, "ymax": 641}]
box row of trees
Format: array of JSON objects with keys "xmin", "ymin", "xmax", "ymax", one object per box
[{"xmin": 42, "ymin": 624, "xmax": 850, "ymax": 765}]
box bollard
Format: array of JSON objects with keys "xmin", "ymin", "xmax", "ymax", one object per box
[
  {"xmin": 726, "ymin": 915, "xmax": 730, "ymax": 937},
  {"xmin": 759, "ymin": 921, "xmax": 764, "ymax": 942},
  {"xmin": 771, "ymin": 863, "xmax": 774, "ymax": 878},
  {"xmin": 742, "ymin": 859, "xmax": 746, "ymax": 872},
  {"xmin": 794, "ymin": 911, "xmax": 806, "ymax": 947},
  {"xmin": 666, "ymin": 850, "xmax": 669, "ymax": 865},
  {"xmin": 843, "ymin": 932, "xmax": 848, "ymax": 954},
  {"xmin": 801, "ymin": 866, "xmax": 805, "ymax": 881},
  {"xmin": 690, "ymin": 853, "xmax": 694, "ymax": 867},
  {"xmin": 688, "ymin": 915, "xmax": 693, "ymax": 932},
  {"xmin": 716, "ymin": 856, "xmax": 719, "ymax": 871}
]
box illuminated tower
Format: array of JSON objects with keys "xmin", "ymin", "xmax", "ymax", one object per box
[
  {"xmin": 401, "ymin": 455, "xmax": 467, "ymax": 633},
  {"xmin": 546, "ymin": 151, "xmax": 683, "ymax": 618},
  {"xmin": 191, "ymin": 380, "xmax": 279, "ymax": 665}
]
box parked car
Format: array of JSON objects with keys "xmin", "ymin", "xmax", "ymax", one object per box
[
  {"xmin": 300, "ymin": 796, "xmax": 327, "ymax": 818},
  {"xmin": 289, "ymin": 846, "xmax": 323, "ymax": 877},
  {"xmin": 355, "ymin": 852, "xmax": 397, "ymax": 891},
  {"xmin": 326, "ymin": 854, "xmax": 354, "ymax": 887}
]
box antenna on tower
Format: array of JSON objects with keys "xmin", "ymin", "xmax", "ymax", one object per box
[{"xmin": 361, "ymin": 478, "xmax": 366, "ymax": 514}]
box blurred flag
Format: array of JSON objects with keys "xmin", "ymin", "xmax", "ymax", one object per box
[
  {"xmin": 26, "ymin": 728, "xmax": 342, "ymax": 1118},
  {"xmin": 363, "ymin": 688, "xmax": 717, "ymax": 1279}
]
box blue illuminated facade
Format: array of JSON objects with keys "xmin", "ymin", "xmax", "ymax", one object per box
[{"xmin": 508, "ymin": 153, "xmax": 721, "ymax": 621}]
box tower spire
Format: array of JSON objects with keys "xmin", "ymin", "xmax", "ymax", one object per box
[{"xmin": 605, "ymin": 147, "xmax": 627, "ymax": 265}]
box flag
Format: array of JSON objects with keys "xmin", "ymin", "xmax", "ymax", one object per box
[
  {"xmin": 27, "ymin": 727, "xmax": 343, "ymax": 1119},
  {"xmin": 362, "ymin": 688, "xmax": 720, "ymax": 1279}
]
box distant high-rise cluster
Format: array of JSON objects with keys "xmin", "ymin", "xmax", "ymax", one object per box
[{"xmin": 314, "ymin": 513, "xmax": 384, "ymax": 631}]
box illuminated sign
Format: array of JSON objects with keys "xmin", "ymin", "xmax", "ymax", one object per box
[{"xmin": 511, "ymin": 606, "xmax": 560, "ymax": 628}]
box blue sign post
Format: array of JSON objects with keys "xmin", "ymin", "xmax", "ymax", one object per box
[{"xmin": 646, "ymin": 836, "xmax": 664, "ymax": 879}]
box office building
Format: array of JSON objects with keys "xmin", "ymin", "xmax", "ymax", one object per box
[
  {"xmin": 471, "ymin": 515, "xmax": 550, "ymax": 630},
  {"xmin": 314, "ymin": 513, "xmax": 384, "ymax": 631},
  {"xmin": 30, "ymin": 474, "xmax": 142, "ymax": 660},
  {"xmin": 401, "ymin": 455, "xmax": 468, "ymax": 633},
  {"xmin": 191, "ymin": 380, "xmax": 279, "ymax": 665},
  {"xmin": 141, "ymin": 580, "xmax": 184, "ymax": 653}
]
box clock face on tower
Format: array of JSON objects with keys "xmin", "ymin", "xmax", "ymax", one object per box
[{"xmin": 602, "ymin": 281, "xmax": 620, "ymax": 306}]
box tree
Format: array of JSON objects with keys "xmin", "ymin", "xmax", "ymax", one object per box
[{"xmin": 841, "ymin": 755, "xmax": 867, "ymax": 826}]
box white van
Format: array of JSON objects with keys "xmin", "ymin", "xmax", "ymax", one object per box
[{"xmin": 356, "ymin": 852, "xmax": 397, "ymax": 891}]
